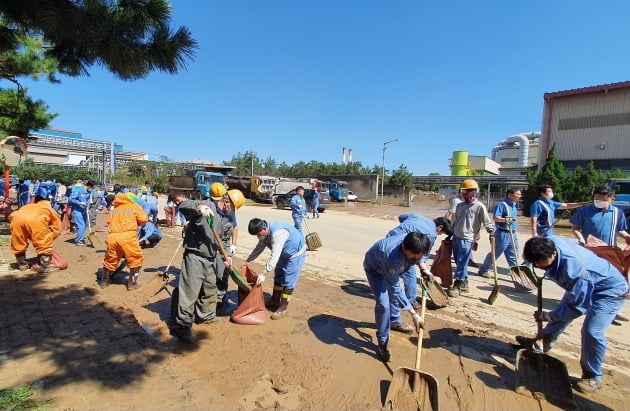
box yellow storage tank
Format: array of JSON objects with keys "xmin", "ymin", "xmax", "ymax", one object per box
[{"xmin": 451, "ymin": 151, "xmax": 469, "ymax": 176}]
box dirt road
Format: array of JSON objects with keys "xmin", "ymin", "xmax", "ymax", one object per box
[{"xmin": 0, "ymin": 199, "xmax": 628, "ymax": 410}]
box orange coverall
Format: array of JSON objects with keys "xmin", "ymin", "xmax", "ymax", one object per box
[
  {"xmin": 10, "ymin": 200, "xmax": 61, "ymax": 256},
  {"xmin": 103, "ymin": 193, "xmax": 148, "ymax": 271}
]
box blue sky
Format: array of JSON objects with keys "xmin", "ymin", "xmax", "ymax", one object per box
[{"xmin": 20, "ymin": 1, "xmax": 630, "ymax": 175}]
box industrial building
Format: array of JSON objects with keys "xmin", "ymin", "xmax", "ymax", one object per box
[
  {"xmin": 26, "ymin": 129, "xmax": 147, "ymax": 182},
  {"xmin": 540, "ymin": 81, "xmax": 630, "ymax": 174},
  {"xmin": 490, "ymin": 132, "xmax": 541, "ymax": 175}
]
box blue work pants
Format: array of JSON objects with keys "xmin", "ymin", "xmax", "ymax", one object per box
[
  {"xmin": 366, "ymin": 270, "xmax": 394, "ymax": 345},
  {"xmin": 389, "ymin": 266, "xmax": 417, "ymax": 325},
  {"xmin": 479, "ymin": 230, "xmax": 518, "ymax": 273},
  {"xmin": 543, "ymin": 295, "xmax": 625, "ymax": 381},
  {"xmin": 274, "ymin": 252, "xmax": 306, "ymax": 290},
  {"xmin": 452, "ymin": 235, "xmax": 474, "ymax": 281},
  {"xmin": 72, "ymin": 208, "xmax": 87, "ymax": 243},
  {"xmin": 292, "ymin": 213, "xmax": 304, "ymax": 234}
]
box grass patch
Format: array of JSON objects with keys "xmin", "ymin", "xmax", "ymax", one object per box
[{"xmin": 0, "ymin": 385, "xmax": 51, "ymax": 410}]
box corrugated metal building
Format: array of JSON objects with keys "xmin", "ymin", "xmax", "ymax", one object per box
[{"xmin": 540, "ymin": 81, "xmax": 630, "ymax": 173}]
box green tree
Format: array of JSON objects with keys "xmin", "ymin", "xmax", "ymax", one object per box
[
  {"xmin": 0, "ymin": 1, "xmax": 197, "ymax": 139},
  {"xmin": 389, "ymin": 164, "xmax": 413, "ymax": 189}
]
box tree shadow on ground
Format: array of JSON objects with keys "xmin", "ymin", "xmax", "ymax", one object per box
[
  {"xmin": 0, "ymin": 272, "xmax": 200, "ymax": 391},
  {"xmin": 340, "ymin": 279, "xmax": 373, "ymax": 299}
]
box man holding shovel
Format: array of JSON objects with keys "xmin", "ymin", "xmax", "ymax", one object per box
[
  {"xmin": 169, "ymin": 192, "xmax": 225, "ymax": 344},
  {"xmin": 520, "ymin": 236, "xmax": 628, "ymax": 394},
  {"xmin": 477, "ymin": 188, "xmax": 522, "ymax": 278},
  {"xmin": 447, "ymin": 179, "xmax": 495, "ymax": 298},
  {"xmin": 211, "ymin": 184, "xmax": 246, "ymax": 308},
  {"xmin": 364, "ymin": 232, "xmax": 429, "ymax": 362},
  {"xmin": 386, "ymin": 214, "xmax": 452, "ymax": 332}
]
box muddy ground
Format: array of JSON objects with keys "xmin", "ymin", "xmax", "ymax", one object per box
[{"xmin": 0, "ymin": 197, "xmax": 628, "ymax": 410}]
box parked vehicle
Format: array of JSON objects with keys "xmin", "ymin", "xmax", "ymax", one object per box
[
  {"xmin": 326, "ymin": 180, "xmax": 348, "ymax": 201},
  {"xmin": 168, "ymin": 171, "xmax": 226, "ymax": 199},
  {"xmin": 274, "ymin": 189, "xmax": 330, "ymax": 213},
  {"xmin": 347, "ymin": 191, "xmax": 358, "ymax": 201},
  {"xmin": 607, "ymin": 178, "xmax": 630, "ymax": 225}
]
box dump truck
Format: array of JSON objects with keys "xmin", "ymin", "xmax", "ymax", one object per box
[{"xmin": 168, "ymin": 171, "xmax": 226, "ymax": 199}]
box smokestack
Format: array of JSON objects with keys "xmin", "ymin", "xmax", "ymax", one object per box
[
  {"xmin": 342, "ymin": 147, "xmax": 346, "ymax": 165},
  {"xmin": 348, "ymin": 148, "xmax": 353, "ymax": 164}
]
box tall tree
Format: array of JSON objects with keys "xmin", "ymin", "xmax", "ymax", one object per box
[{"xmin": 0, "ymin": 0, "xmax": 197, "ymax": 138}]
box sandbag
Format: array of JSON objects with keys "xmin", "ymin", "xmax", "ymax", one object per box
[
  {"xmin": 585, "ymin": 235, "xmax": 628, "ymax": 276},
  {"xmin": 430, "ymin": 237, "xmax": 453, "ymax": 288},
  {"xmin": 31, "ymin": 250, "xmax": 68, "ymax": 271},
  {"xmin": 231, "ymin": 265, "xmax": 266, "ymax": 325}
]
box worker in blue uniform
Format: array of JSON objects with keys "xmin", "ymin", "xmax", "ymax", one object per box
[
  {"xmin": 290, "ymin": 186, "xmax": 308, "ymax": 234},
  {"xmin": 245, "ymin": 218, "xmax": 307, "ymax": 320},
  {"xmin": 529, "ymin": 184, "xmax": 586, "ymax": 236},
  {"xmin": 521, "ymin": 236, "xmax": 627, "ymax": 394},
  {"xmin": 138, "ymin": 221, "xmax": 163, "ymax": 248},
  {"xmin": 69, "ymin": 179, "xmax": 90, "ymax": 246},
  {"xmin": 364, "ymin": 232, "xmax": 428, "ymax": 362},
  {"xmin": 478, "ymin": 188, "xmax": 522, "ymax": 277},
  {"xmin": 386, "ymin": 214, "xmax": 452, "ymax": 333},
  {"xmin": 570, "ymin": 186, "xmax": 630, "ymax": 247}
]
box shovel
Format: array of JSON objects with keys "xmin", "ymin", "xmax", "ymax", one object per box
[
  {"xmin": 207, "ymin": 217, "xmax": 251, "ymax": 291},
  {"xmin": 418, "ymin": 275, "xmax": 449, "ymax": 309},
  {"xmin": 486, "ymin": 236, "xmax": 500, "ymax": 305},
  {"xmin": 153, "ymin": 240, "xmax": 183, "ymax": 297},
  {"xmin": 384, "ymin": 290, "xmax": 439, "ymax": 411},
  {"xmin": 515, "ymin": 274, "xmax": 575, "ymax": 408},
  {"xmin": 506, "ymin": 226, "xmax": 536, "ymax": 291},
  {"xmin": 86, "ymin": 212, "xmax": 98, "ymax": 248}
]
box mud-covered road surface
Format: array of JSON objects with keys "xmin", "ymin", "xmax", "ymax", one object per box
[{"xmin": 0, "ymin": 197, "xmax": 628, "ymax": 410}]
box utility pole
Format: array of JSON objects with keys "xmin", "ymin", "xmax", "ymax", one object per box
[
  {"xmin": 248, "ymin": 151, "xmax": 257, "ymax": 177},
  {"xmin": 381, "ymin": 139, "xmax": 398, "ymax": 206}
]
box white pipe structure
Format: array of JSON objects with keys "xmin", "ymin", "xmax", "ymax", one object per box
[
  {"xmin": 348, "ymin": 148, "xmax": 353, "ymax": 164},
  {"xmin": 342, "ymin": 147, "xmax": 346, "ymax": 165},
  {"xmin": 493, "ymin": 132, "xmax": 541, "ymax": 167}
]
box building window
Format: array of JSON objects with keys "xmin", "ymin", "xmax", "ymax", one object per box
[{"xmin": 558, "ymin": 112, "xmax": 630, "ymax": 130}]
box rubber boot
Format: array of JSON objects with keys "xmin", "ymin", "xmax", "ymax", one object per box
[
  {"xmin": 38, "ymin": 254, "xmax": 57, "ymax": 273},
  {"xmin": 15, "ymin": 254, "xmax": 29, "ymax": 271},
  {"xmin": 100, "ymin": 268, "xmax": 112, "ymax": 289},
  {"xmin": 266, "ymin": 285, "xmax": 283, "ymax": 310},
  {"xmin": 270, "ymin": 288, "xmax": 292, "ymax": 320},
  {"xmin": 127, "ymin": 267, "xmax": 141, "ymax": 291}
]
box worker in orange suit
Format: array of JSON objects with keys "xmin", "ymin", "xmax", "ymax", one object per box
[
  {"xmin": 10, "ymin": 186, "xmax": 62, "ymax": 272},
  {"xmin": 101, "ymin": 193, "xmax": 148, "ymax": 290}
]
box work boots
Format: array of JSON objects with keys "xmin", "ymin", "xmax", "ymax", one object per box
[
  {"xmin": 447, "ymin": 279, "xmax": 469, "ymax": 298},
  {"xmin": 100, "ymin": 268, "xmax": 112, "ymax": 289},
  {"xmin": 266, "ymin": 285, "xmax": 283, "ymax": 310},
  {"xmin": 270, "ymin": 288, "xmax": 292, "ymax": 320},
  {"xmin": 127, "ymin": 267, "xmax": 141, "ymax": 291},
  {"xmin": 37, "ymin": 254, "xmax": 58, "ymax": 273},
  {"xmin": 15, "ymin": 254, "xmax": 29, "ymax": 271}
]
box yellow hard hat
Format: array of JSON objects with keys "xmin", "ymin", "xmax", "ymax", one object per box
[
  {"xmin": 460, "ymin": 179, "xmax": 479, "ymax": 190},
  {"xmin": 210, "ymin": 182, "xmax": 227, "ymax": 200},
  {"xmin": 227, "ymin": 189, "xmax": 246, "ymax": 209}
]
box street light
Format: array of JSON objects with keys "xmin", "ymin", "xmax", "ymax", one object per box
[
  {"xmin": 381, "ymin": 139, "xmax": 398, "ymax": 206},
  {"xmin": 248, "ymin": 151, "xmax": 257, "ymax": 177}
]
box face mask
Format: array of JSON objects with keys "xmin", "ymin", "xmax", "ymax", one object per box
[
  {"xmin": 462, "ymin": 190, "xmax": 477, "ymax": 204},
  {"xmin": 257, "ymin": 234, "xmax": 267, "ymax": 241},
  {"xmin": 593, "ymin": 199, "xmax": 610, "ymax": 209},
  {"xmin": 543, "ymin": 192, "xmax": 554, "ymax": 200}
]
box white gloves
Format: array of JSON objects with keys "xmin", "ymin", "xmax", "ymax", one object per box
[
  {"xmin": 256, "ymin": 271, "xmax": 267, "ymax": 285},
  {"xmin": 411, "ymin": 312, "xmax": 424, "ymax": 331},
  {"xmin": 230, "ymin": 244, "xmax": 237, "ymax": 255},
  {"xmin": 196, "ymin": 204, "xmax": 214, "ymax": 217}
]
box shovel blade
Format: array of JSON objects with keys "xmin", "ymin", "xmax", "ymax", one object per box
[
  {"xmin": 418, "ymin": 278, "xmax": 449, "ymax": 308},
  {"xmin": 515, "ymin": 349, "xmax": 575, "ymax": 409},
  {"xmin": 385, "ymin": 366, "xmax": 439, "ymax": 411},
  {"xmin": 487, "ymin": 284, "xmax": 499, "ymax": 305}
]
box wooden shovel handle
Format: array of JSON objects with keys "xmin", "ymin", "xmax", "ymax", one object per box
[
  {"xmin": 415, "ymin": 291, "xmax": 427, "ymax": 370},
  {"xmin": 207, "ymin": 217, "xmax": 231, "ymax": 268}
]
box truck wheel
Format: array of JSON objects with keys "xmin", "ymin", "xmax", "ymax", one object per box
[
  {"xmin": 276, "ymin": 199, "xmax": 284, "ymax": 209},
  {"xmin": 318, "ymin": 208, "xmax": 325, "ymax": 213}
]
